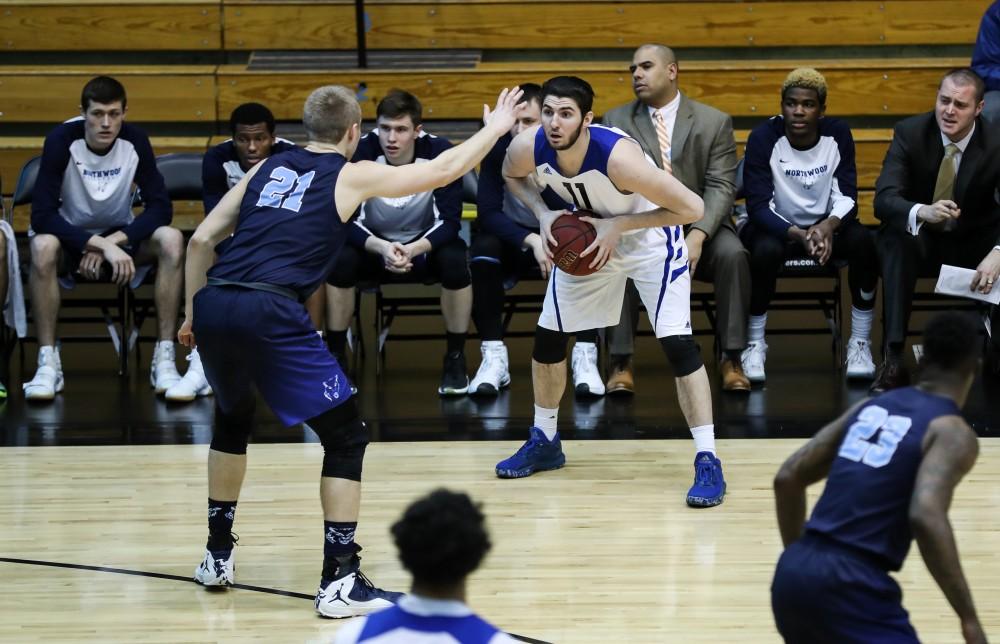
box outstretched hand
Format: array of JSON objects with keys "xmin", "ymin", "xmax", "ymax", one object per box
[{"xmin": 483, "ymin": 87, "xmax": 525, "ymax": 135}]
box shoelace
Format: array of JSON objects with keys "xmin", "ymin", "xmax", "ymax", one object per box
[
  {"xmin": 514, "ymin": 433, "xmax": 547, "ymax": 458},
  {"xmin": 694, "ymin": 460, "xmax": 717, "ymax": 487},
  {"xmin": 352, "ymin": 569, "xmax": 382, "ymax": 599}
]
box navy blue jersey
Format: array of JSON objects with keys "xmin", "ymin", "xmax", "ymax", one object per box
[
  {"xmin": 201, "ymin": 137, "xmax": 296, "ymax": 214},
  {"xmin": 208, "ymin": 147, "xmax": 347, "ymax": 300},
  {"xmin": 805, "ymin": 387, "xmax": 961, "ymax": 570}
]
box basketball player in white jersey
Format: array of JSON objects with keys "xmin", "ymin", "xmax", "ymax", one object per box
[{"xmin": 496, "ymin": 76, "xmax": 726, "ymax": 507}]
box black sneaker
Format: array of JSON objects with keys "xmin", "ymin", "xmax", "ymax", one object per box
[{"xmin": 438, "ymin": 351, "xmax": 469, "ymax": 396}]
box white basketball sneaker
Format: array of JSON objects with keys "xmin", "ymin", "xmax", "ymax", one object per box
[
  {"xmin": 740, "ymin": 340, "xmax": 768, "ymax": 384},
  {"xmin": 194, "ymin": 547, "xmax": 236, "ymax": 587},
  {"xmin": 165, "ymin": 348, "xmax": 213, "ymax": 402},
  {"xmin": 468, "ymin": 341, "xmax": 511, "ymax": 396},
  {"xmin": 151, "ymin": 341, "xmax": 182, "ymax": 394},
  {"xmin": 845, "ymin": 338, "xmax": 877, "ymax": 380},
  {"xmin": 571, "ymin": 342, "xmax": 605, "ymax": 397},
  {"xmin": 314, "ymin": 553, "xmax": 403, "ymax": 619},
  {"xmin": 23, "ymin": 345, "xmax": 64, "ymax": 401}
]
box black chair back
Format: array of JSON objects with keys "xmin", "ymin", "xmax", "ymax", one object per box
[
  {"xmin": 13, "ymin": 156, "xmax": 42, "ymax": 207},
  {"xmin": 155, "ymin": 152, "xmax": 204, "ymax": 201}
]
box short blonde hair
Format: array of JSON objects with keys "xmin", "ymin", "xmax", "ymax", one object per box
[
  {"xmin": 303, "ymin": 85, "xmax": 362, "ymax": 144},
  {"xmin": 782, "ymin": 68, "xmax": 827, "ymax": 105}
]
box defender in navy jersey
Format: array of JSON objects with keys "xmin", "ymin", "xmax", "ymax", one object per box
[
  {"xmin": 772, "ymin": 311, "xmax": 986, "ymax": 644},
  {"xmin": 324, "ymin": 89, "xmax": 473, "ymax": 396},
  {"xmin": 179, "ymin": 84, "xmax": 525, "ymax": 618},
  {"xmin": 26, "ymin": 76, "xmax": 187, "ymax": 402},
  {"xmin": 163, "ymin": 103, "xmax": 299, "ymax": 404},
  {"xmin": 469, "ymin": 82, "xmax": 604, "ymax": 398},
  {"xmin": 741, "ymin": 68, "xmax": 879, "ymax": 385},
  {"xmin": 495, "ymin": 76, "xmax": 726, "ymax": 508}
]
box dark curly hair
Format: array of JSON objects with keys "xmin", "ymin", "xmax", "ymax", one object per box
[
  {"xmin": 921, "ymin": 311, "xmax": 981, "ymax": 372},
  {"xmin": 391, "ymin": 489, "xmax": 492, "ymax": 587}
]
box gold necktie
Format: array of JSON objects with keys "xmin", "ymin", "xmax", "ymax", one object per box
[
  {"xmin": 652, "ymin": 110, "xmax": 673, "ymax": 174},
  {"xmin": 932, "ymin": 143, "xmax": 960, "ymax": 203}
]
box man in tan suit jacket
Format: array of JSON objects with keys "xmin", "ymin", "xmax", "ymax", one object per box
[{"xmin": 603, "ymin": 44, "xmax": 751, "ymax": 393}]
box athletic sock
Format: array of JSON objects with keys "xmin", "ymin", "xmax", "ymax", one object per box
[
  {"xmin": 533, "ymin": 404, "xmax": 559, "ymax": 441},
  {"xmin": 207, "ymin": 498, "xmax": 237, "ymax": 552},
  {"xmin": 748, "ymin": 314, "xmax": 767, "ymax": 344},
  {"xmin": 690, "ymin": 424, "xmax": 716, "ymax": 456},
  {"xmin": 322, "ymin": 521, "xmax": 358, "ymax": 580},
  {"xmin": 849, "ymin": 306, "xmax": 874, "ymax": 344},
  {"xmin": 446, "ymin": 332, "xmax": 466, "ymax": 355}
]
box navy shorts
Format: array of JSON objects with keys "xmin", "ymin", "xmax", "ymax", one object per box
[
  {"xmin": 193, "ymin": 285, "xmax": 354, "ymax": 426},
  {"xmin": 771, "ymin": 533, "xmax": 918, "ymax": 644}
]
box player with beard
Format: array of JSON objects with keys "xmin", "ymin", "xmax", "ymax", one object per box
[{"xmin": 494, "ymin": 76, "xmax": 727, "ymax": 508}]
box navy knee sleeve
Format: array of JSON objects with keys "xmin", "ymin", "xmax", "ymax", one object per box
[
  {"xmin": 210, "ymin": 399, "xmax": 256, "ymax": 455},
  {"xmin": 659, "ymin": 335, "xmax": 703, "ymax": 377},
  {"xmin": 532, "ymin": 326, "xmax": 570, "ymax": 364},
  {"xmin": 306, "ymin": 400, "xmax": 369, "ymax": 481}
]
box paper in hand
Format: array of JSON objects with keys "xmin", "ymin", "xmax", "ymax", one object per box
[{"xmin": 934, "ymin": 264, "xmax": 1000, "ymax": 305}]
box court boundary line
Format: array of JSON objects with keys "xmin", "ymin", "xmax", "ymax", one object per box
[{"xmin": 0, "ymin": 557, "xmax": 551, "ymax": 643}]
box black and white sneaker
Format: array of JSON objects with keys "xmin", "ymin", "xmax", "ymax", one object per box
[
  {"xmin": 314, "ymin": 554, "xmax": 403, "ymax": 618},
  {"xmin": 438, "ymin": 351, "xmax": 469, "ymax": 396}
]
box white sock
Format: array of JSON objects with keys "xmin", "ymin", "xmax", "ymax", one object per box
[
  {"xmin": 533, "ymin": 404, "xmax": 559, "ymax": 441},
  {"xmin": 691, "ymin": 424, "xmax": 716, "ymax": 455},
  {"xmin": 155, "ymin": 339, "xmax": 173, "ymax": 352},
  {"xmin": 747, "ymin": 314, "xmax": 767, "ymax": 344},
  {"xmin": 850, "ymin": 306, "xmax": 874, "ymax": 344}
]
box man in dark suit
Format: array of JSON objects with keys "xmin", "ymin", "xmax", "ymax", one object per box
[
  {"xmin": 873, "ymin": 67, "xmax": 1000, "ymax": 392},
  {"xmin": 603, "ymin": 44, "xmax": 750, "ymax": 393}
]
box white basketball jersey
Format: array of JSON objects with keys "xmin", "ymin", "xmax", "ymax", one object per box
[{"xmin": 532, "ymin": 124, "xmax": 658, "ymax": 220}]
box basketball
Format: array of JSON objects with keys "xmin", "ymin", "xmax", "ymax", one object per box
[{"xmin": 551, "ymin": 211, "xmax": 599, "ymax": 276}]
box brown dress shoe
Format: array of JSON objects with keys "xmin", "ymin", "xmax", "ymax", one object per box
[
  {"xmin": 605, "ymin": 357, "xmax": 635, "ymax": 395},
  {"xmin": 870, "ymin": 358, "xmax": 910, "ymax": 394},
  {"xmin": 720, "ymin": 358, "xmax": 751, "ymax": 392}
]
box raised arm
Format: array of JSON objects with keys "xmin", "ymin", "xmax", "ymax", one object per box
[
  {"xmin": 607, "ymin": 137, "xmax": 704, "ymax": 227},
  {"xmin": 773, "ymin": 399, "xmax": 868, "ymax": 546},
  {"xmin": 909, "ymin": 417, "xmax": 984, "ymax": 644},
  {"xmin": 335, "ymin": 88, "xmax": 524, "ymax": 221}
]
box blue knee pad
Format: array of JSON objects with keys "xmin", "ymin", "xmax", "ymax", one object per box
[{"xmin": 659, "ymin": 335, "xmax": 703, "ymax": 377}]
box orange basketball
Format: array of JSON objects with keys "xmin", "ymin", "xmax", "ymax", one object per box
[{"xmin": 551, "ymin": 211, "xmax": 599, "ymax": 276}]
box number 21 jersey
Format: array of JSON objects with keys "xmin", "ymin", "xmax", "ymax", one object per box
[{"xmin": 209, "ymin": 147, "xmax": 347, "ymax": 300}]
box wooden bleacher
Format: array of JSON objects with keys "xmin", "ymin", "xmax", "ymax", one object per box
[
  {"xmin": 0, "ymin": 0, "xmax": 983, "ymax": 229},
  {"xmin": 0, "ymin": 1, "xmax": 985, "ymax": 51}
]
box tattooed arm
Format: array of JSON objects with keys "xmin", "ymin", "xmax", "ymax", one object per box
[
  {"xmin": 909, "ymin": 416, "xmax": 984, "ymax": 644},
  {"xmin": 773, "ymin": 399, "xmax": 868, "ymax": 547}
]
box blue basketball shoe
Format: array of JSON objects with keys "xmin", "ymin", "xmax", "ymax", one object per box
[
  {"xmin": 495, "ymin": 427, "xmax": 566, "ymax": 478},
  {"xmin": 686, "ymin": 451, "xmax": 726, "ymax": 507}
]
